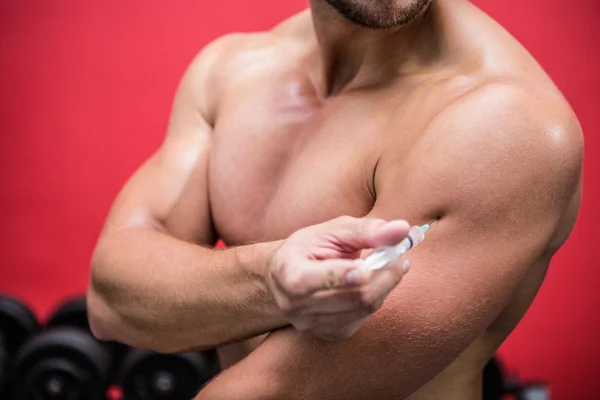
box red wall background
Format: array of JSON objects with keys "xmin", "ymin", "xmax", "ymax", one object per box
[{"xmin": 0, "ymin": 1, "xmax": 598, "ymax": 398}]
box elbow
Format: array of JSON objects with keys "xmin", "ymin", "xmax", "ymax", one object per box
[
  {"xmin": 87, "ymin": 311, "xmax": 115, "ymax": 343},
  {"xmin": 86, "ymin": 241, "xmax": 122, "ymax": 342},
  {"xmin": 86, "ymin": 287, "xmax": 162, "ymax": 351},
  {"xmin": 87, "ymin": 274, "xmax": 217, "ymax": 354},
  {"xmin": 86, "ymin": 285, "xmax": 119, "ymax": 343},
  {"xmin": 88, "ymin": 238, "xmax": 113, "ymax": 303},
  {"xmin": 87, "ymin": 250, "xmax": 137, "ymax": 346},
  {"xmin": 86, "ymin": 236, "xmax": 219, "ymax": 353},
  {"xmin": 86, "ymin": 301, "xmax": 178, "ymax": 354}
]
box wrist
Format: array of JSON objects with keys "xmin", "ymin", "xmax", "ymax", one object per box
[
  {"xmin": 233, "ymin": 240, "xmax": 287, "ymax": 325},
  {"xmin": 234, "ymin": 240, "xmax": 281, "ymax": 278}
]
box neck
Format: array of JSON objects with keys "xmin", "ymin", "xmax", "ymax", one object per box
[{"xmin": 309, "ymin": 0, "xmax": 441, "ymax": 97}]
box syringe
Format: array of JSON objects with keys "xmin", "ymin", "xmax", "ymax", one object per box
[{"xmin": 356, "ymin": 224, "xmax": 429, "ymax": 271}]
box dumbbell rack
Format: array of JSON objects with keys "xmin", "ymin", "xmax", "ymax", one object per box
[
  {"xmin": 3, "ymin": 293, "xmax": 550, "ymax": 400},
  {"xmin": 1, "ymin": 294, "xmax": 220, "ymax": 400}
]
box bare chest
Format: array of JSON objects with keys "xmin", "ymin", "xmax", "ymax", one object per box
[{"xmin": 208, "ymin": 90, "xmax": 393, "ymax": 245}]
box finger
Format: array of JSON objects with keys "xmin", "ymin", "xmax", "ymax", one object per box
[
  {"xmin": 363, "ymin": 258, "xmax": 411, "ymax": 304},
  {"xmin": 278, "ymin": 258, "xmax": 371, "ymax": 297},
  {"xmin": 292, "ymin": 260, "xmax": 405, "ymax": 314},
  {"xmin": 370, "ymin": 220, "xmax": 412, "ymax": 247},
  {"xmin": 330, "ymin": 216, "xmax": 411, "ymax": 251},
  {"xmin": 310, "ymin": 319, "xmax": 366, "ymax": 341},
  {"xmin": 291, "ymin": 287, "xmax": 365, "ymax": 315},
  {"xmin": 290, "ymin": 310, "xmax": 371, "ymax": 339}
]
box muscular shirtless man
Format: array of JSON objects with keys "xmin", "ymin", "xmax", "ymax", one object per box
[{"xmin": 87, "ymin": 0, "xmax": 583, "ymax": 398}]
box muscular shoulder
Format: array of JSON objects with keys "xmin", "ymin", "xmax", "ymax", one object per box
[
  {"xmin": 453, "ymin": 81, "xmax": 580, "ymax": 180},
  {"xmin": 184, "ymin": 13, "xmax": 312, "ymax": 122},
  {"xmin": 432, "ymin": 80, "xmax": 581, "ymax": 170},
  {"xmin": 379, "ymin": 79, "xmax": 583, "ymax": 240}
]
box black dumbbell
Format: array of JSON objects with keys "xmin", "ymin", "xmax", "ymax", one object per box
[
  {"xmin": 505, "ymin": 376, "xmax": 550, "ymax": 400},
  {"xmin": 120, "ymin": 348, "xmax": 220, "ymax": 400},
  {"xmin": 485, "ymin": 356, "xmax": 550, "ymax": 400},
  {"xmin": 43, "ymin": 295, "xmax": 128, "ymax": 380},
  {"xmin": 10, "ymin": 296, "xmax": 127, "ymax": 400},
  {"xmin": 0, "ymin": 339, "xmax": 5, "ymax": 396},
  {"xmin": 0, "ymin": 294, "xmax": 40, "ymax": 397},
  {"xmin": 482, "ymin": 356, "xmax": 505, "ymax": 400}
]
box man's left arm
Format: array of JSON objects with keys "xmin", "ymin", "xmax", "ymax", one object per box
[{"xmin": 196, "ymin": 84, "xmax": 583, "ymax": 399}]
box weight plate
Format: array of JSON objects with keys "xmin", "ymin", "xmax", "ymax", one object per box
[
  {"xmin": 121, "ymin": 350, "xmax": 216, "ymax": 400},
  {"xmin": 0, "ymin": 295, "xmax": 40, "ymax": 357},
  {"xmin": 46, "ymin": 296, "xmax": 88, "ymax": 331},
  {"xmin": 483, "ymin": 357, "xmax": 505, "ymax": 400},
  {"xmin": 47, "ymin": 296, "xmax": 129, "ymax": 384},
  {"xmin": 11, "ymin": 327, "xmax": 112, "ymax": 397},
  {"xmin": 11, "ymin": 357, "xmax": 100, "ymax": 400},
  {"xmin": 0, "ymin": 341, "xmax": 6, "ymax": 395}
]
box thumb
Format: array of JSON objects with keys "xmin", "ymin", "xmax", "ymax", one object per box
[{"xmin": 330, "ymin": 217, "xmax": 410, "ymax": 250}]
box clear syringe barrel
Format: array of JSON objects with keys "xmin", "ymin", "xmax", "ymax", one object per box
[{"xmin": 359, "ymin": 224, "xmax": 429, "ymax": 271}]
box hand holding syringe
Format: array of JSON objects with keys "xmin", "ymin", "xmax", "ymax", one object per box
[
  {"xmin": 267, "ymin": 217, "xmax": 431, "ymax": 341},
  {"xmin": 356, "ymin": 224, "xmax": 430, "ymax": 270}
]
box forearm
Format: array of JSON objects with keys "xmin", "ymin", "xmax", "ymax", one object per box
[
  {"xmin": 195, "ymin": 352, "xmax": 280, "ymax": 400},
  {"xmin": 87, "ymin": 227, "xmax": 286, "ymax": 352}
]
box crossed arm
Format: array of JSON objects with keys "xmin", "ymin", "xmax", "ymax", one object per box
[
  {"xmin": 194, "ymin": 84, "xmax": 582, "ymax": 399},
  {"xmin": 88, "ymin": 36, "xmax": 289, "ymax": 352},
  {"xmin": 87, "ymin": 37, "xmax": 581, "ymax": 399}
]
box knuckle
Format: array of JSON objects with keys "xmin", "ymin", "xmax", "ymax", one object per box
[
  {"xmin": 273, "ymin": 262, "xmax": 308, "ymax": 296},
  {"xmin": 284, "ymin": 274, "xmax": 308, "ymax": 296},
  {"xmin": 325, "ymin": 268, "xmax": 343, "ymax": 289}
]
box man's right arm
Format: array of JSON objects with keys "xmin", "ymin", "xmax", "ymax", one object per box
[{"xmin": 87, "ymin": 36, "xmax": 287, "ymax": 353}]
